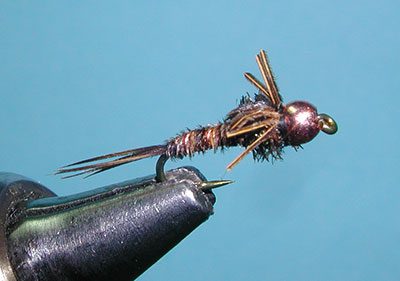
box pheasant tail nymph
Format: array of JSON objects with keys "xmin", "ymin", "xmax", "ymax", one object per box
[{"xmin": 57, "ymin": 50, "xmax": 337, "ymax": 179}]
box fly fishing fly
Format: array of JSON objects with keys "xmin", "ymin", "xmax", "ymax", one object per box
[{"xmin": 57, "ymin": 50, "xmax": 337, "ymax": 182}]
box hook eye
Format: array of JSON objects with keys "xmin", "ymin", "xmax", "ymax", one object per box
[{"xmin": 318, "ymin": 113, "xmax": 338, "ymax": 135}]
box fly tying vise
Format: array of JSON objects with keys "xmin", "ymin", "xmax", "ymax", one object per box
[{"xmin": 57, "ymin": 50, "xmax": 338, "ymax": 184}]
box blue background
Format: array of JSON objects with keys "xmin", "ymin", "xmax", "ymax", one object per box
[{"xmin": 1, "ymin": 1, "xmax": 399, "ymax": 280}]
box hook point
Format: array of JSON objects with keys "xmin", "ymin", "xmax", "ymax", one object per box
[{"xmin": 200, "ymin": 180, "xmax": 234, "ymax": 191}]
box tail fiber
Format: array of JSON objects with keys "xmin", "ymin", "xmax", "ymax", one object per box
[{"xmin": 56, "ymin": 145, "xmax": 167, "ymax": 178}]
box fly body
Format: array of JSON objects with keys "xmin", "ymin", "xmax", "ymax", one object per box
[{"xmin": 57, "ymin": 50, "xmax": 337, "ymax": 179}]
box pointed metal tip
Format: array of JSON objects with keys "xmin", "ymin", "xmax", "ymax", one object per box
[{"xmin": 199, "ymin": 180, "xmax": 234, "ymax": 191}]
